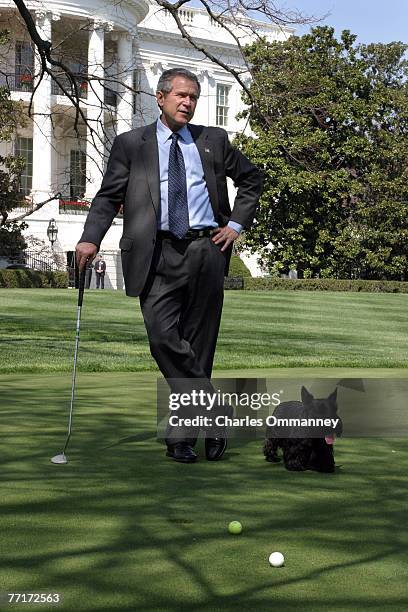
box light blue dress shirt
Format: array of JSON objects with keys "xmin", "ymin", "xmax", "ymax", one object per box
[{"xmin": 156, "ymin": 119, "xmax": 242, "ymax": 234}]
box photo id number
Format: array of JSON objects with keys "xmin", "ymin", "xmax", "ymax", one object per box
[{"xmin": 5, "ymin": 593, "xmax": 61, "ymax": 605}]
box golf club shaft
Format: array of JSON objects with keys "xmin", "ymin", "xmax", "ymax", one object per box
[{"xmin": 62, "ymin": 268, "xmax": 86, "ymax": 455}]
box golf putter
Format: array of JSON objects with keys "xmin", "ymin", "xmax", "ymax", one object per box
[{"xmin": 51, "ymin": 267, "xmax": 86, "ymax": 465}]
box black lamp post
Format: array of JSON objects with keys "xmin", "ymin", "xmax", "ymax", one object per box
[{"xmin": 47, "ymin": 218, "xmax": 58, "ymax": 246}]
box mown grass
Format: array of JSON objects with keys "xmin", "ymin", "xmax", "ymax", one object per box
[
  {"xmin": 1, "ymin": 288, "xmax": 407, "ymax": 373},
  {"xmin": 1, "ymin": 372, "xmax": 408, "ymax": 612},
  {"xmin": 1, "ymin": 288, "xmax": 408, "ymax": 611}
]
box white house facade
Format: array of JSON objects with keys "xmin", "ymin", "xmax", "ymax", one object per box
[{"xmin": 0, "ymin": 0, "xmax": 291, "ymax": 287}]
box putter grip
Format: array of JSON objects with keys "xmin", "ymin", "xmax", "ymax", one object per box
[{"xmin": 78, "ymin": 268, "xmax": 86, "ymax": 306}]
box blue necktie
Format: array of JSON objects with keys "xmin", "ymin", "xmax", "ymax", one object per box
[{"xmin": 168, "ymin": 133, "xmax": 189, "ymax": 239}]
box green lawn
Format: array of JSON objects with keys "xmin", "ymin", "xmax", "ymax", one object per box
[
  {"xmin": 1, "ymin": 288, "xmax": 407, "ymax": 372},
  {"xmin": 1, "ymin": 372, "xmax": 408, "ymax": 611},
  {"xmin": 1, "ymin": 288, "xmax": 407, "ymax": 611}
]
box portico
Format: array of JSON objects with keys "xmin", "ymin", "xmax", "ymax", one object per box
[
  {"xmin": 0, "ymin": 0, "xmax": 286, "ymax": 283},
  {"xmin": 23, "ymin": 11, "xmax": 140, "ymax": 204}
]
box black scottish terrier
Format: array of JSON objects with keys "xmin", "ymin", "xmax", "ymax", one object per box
[{"xmin": 263, "ymin": 387, "xmax": 342, "ymax": 473}]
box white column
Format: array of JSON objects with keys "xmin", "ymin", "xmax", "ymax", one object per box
[
  {"xmin": 146, "ymin": 60, "xmax": 169, "ymax": 122},
  {"xmin": 85, "ymin": 21, "xmax": 105, "ymax": 200},
  {"xmin": 116, "ymin": 32, "xmax": 134, "ymax": 135},
  {"xmin": 197, "ymin": 69, "xmax": 211, "ymax": 126},
  {"xmin": 32, "ymin": 10, "xmax": 53, "ymax": 206}
]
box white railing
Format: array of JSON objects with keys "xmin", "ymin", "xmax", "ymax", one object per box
[
  {"xmin": 180, "ymin": 9, "xmax": 194, "ymax": 24},
  {"xmin": 164, "ymin": 8, "xmax": 194, "ymax": 24}
]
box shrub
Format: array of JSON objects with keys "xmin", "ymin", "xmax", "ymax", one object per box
[
  {"xmin": 243, "ymin": 278, "xmax": 408, "ymax": 293},
  {"xmin": 0, "ymin": 270, "xmax": 68, "ymax": 288},
  {"xmin": 228, "ymin": 255, "xmax": 252, "ymax": 278}
]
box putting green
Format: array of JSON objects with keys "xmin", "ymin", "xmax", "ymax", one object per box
[{"xmin": 1, "ymin": 371, "xmax": 408, "ymax": 611}]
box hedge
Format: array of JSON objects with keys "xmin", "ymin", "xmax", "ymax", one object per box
[
  {"xmin": 0, "ymin": 270, "xmax": 68, "ymax": 288},
  {"xmin": 2, "ymin": 269, "xmax": 407, "ymax": 293},
  {"xmin": 243, "ymin": 277, "xmax": 408, "ymax": 293}
]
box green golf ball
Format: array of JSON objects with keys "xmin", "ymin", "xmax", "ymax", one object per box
[{"xmin": 228, "ymin": 521, "xmax": 243, "ymax": 535}]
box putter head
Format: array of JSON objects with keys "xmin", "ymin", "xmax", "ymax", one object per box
[{"xmin": 51, "ymin": 453, "xmax": 68, "ymax": 465}]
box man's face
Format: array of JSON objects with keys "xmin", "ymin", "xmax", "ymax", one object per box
[{"xmin": 156, "ymin": 76, "xmax": 199, "ymax": 131}]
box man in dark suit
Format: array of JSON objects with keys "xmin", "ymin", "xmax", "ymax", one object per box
[
  {"xmin": 94, "ymin": 254, "xmax": 106, "ymax": 289},
  {"xmin": 76, "ymin": 67, "xmax": 262, "ymax": 463}
]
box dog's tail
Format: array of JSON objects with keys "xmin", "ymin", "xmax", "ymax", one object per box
[{"xmin": 263, "ymin": 438, "xmax": 281, "ymax": 462}]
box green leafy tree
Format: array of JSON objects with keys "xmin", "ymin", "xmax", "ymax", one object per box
[
  {"xmin": 0, "ymin": 220, "xmax": 27, "ymax": 256},
  {"xmin": 236, "ymin": 27, "xmax": 408, "ymax": 279}
]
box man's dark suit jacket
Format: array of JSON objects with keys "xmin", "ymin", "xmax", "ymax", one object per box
[
  {"xmin": 94, "ymin": 260, "xmax": 106, "ymax": 274},
  {"xmin": 79, "ymin": 121, "xmax": 263, "ymax": 297}
]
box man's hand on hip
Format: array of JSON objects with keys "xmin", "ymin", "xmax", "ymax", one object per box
[
  {"xmin": 211, "ymin": 227, "xmax": 239, "ymax": 252},
  {"xmin": 76, "ymin": 242, "xmax": 98, "ymax": 270}
]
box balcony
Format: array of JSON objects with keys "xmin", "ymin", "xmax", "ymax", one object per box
[
  {"xmin": 59, "ymin": 198, "xmax": 123, "ymax": 216},
  {"xmin": 51, "ymin": 76, "xmax": 88, "ymax": 99},
  {"xmin": 59, "ymin": 198, "xmax": 90, "ymax": 215},
  {"xmin": 51, "ymin": 77, "xmax": 117, "ymax": 107},
  {"xmin": 0, "ymin": 72, "xmax": 33, "ymax": 92},
  {"xmin": 0, "ymin": 72, "xmax": 117, "ymax": 108}
]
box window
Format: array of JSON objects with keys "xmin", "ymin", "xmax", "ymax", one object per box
[
  {"xmin": 133, "ymin": 68, "xmax": 141, "ymax": 115},
  {"xmin": 69, "ymin": 60, "xmax": 87, "ymax": 98},
  {"xmin": 15, "ymin": 41, "xmax": 34, "ymax": 91},
  {"xmin": 70, "ymin": 150, "xmax": 86, "ymax": 199},
  {"xmin": 216, "ymin": 84, "xmax": 231, "ymax": 127},
  {"xmin": 15, "ymin": 137, "xmax": 33, "ymax": 196}
]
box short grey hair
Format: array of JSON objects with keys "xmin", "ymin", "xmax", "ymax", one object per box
[{"xmin": 156, "ymin": 68, "xmax": 201, "ymax": 97}]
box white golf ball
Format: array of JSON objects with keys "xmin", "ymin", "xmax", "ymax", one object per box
[{"xmin": 269, "ymin": 551, "xmax": 285, "ymax": 567}]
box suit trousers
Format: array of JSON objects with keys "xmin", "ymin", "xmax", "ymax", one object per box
[
  {"xmin": 96, "ymin": 273, "xmax": 105, "ymax": 289},
  {"xmin": 139, "ymin": 234, "xmax": 226, "ymax": 446}
]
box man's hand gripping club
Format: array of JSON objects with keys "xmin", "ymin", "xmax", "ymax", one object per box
[{"xmin": 76, "ymin": 242, "xmax": 98, "ymax": 271}]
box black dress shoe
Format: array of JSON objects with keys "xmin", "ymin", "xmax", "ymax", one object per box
[
  {"xmin": 205, "ymin": 432, "xmax": 227, "ymax": 461},
  {"xmin": 166, "ymin": 442, "xmax": 197, "ymax": 463}
]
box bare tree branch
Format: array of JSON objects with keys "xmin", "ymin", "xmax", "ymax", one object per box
[
  {"xmin": 155, "ymin": 0, "xmax": 254, "ymax": 102},
  {"xmin": 1, "ymin": 193, "xmax": 62, "ymax": 226}
]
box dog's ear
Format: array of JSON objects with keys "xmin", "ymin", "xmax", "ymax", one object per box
[
  {"xmin": 301, "ymin": 386, "xmax": 314, "ymax": 405},
  {"xmin": 328, "ymin": 388, "xmax": 338, "ymax": 405}
]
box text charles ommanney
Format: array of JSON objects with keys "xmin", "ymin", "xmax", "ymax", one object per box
[{"xmin": 168, "ymin": 414, "xmax": 341, "ymax": 429}]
